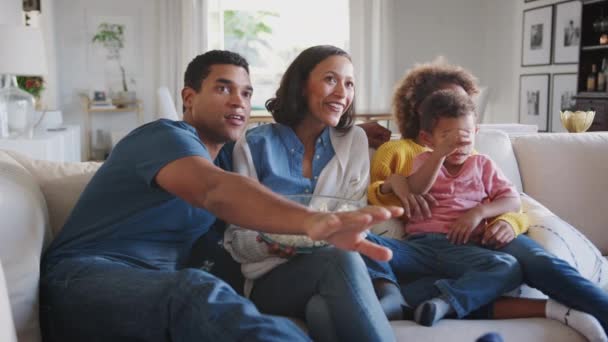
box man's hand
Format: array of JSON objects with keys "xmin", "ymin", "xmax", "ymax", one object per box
[
  {"xmin": 358, "ymin": 122, "xmax": 391, "ymax": 149},
  {"xmin": 448, "ymin": 207, "xmax": 484, "ymax": 244},
  {"xmin": 305, "ymin": 206, "xmax": 404, "ymax": 261},
  {"xmin": 481, "ymin": 220, "xmax": 516, "ymax": 249},
  {"xmin": 386, "ymin": 174, "xmax": 436, "ymax": 220}
]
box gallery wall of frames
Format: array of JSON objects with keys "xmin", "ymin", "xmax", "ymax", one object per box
[{"xmin": 519, "ymin": 0, "xmax": 608, "ymax": 132}]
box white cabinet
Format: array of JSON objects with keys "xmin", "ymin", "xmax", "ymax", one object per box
[{"xmin": 0, "ymin": 125, "xmax": 81, "ymax": 162}]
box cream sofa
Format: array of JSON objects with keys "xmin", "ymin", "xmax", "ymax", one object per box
[{"xmin": 0, "ymin": 129, "xmax": 607, "ymax": 342}]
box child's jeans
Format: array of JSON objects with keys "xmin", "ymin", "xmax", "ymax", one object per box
[
  {"xmin": 364, "ymin": 233, "xmax": 522, "ymax": 318},
  {"xmin": 250, "ymin": 247, "xmax": 395, "ymax": 342}
]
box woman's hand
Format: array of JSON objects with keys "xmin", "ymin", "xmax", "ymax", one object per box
[
  {"xmin": 305, "ymin": 206, "xmax": 404, "ymax": 261},
  {"xmin": 481, "ymin": 219, "xmax": 516, "ymax": 249},
  {"xmin": 448, "ymin": 207, "xmax": 484, "ymax": 244},
  {"xmin": 385, "ymin": 174, "xmax": 437, "ymax": 220}
]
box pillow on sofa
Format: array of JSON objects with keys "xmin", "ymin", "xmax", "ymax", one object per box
[
  {"xmin": 5, "ymin": 151, "xmax": 101, "ymax": 236},
  {"xmin": 509, "ymin": 194, "xmax": 608, "ymax": 299},
  {"xmin": 0, "ymin": 157, "xmax": 48, "ymax": 342}
]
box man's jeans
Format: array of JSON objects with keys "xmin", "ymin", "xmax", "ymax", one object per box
[
  {"xmin": 364, "ymin": 233, "xmax": 522, "ymax": 318},
  {"xmin": 40, "ymin": 256, "xmax": 310, "ymax": 342},
  {"xmin": 250, "ymin": 247, "xmax": 395, "ymax": 342}
]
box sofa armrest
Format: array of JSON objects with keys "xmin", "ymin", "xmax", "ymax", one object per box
[{"xmin": 0, "ymin": 262, "xmax": 17, "ymax": 342}]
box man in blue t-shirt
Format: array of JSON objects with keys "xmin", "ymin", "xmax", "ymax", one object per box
[{"xmin": 40, "ymin": 50, "xmax": 401, "ymax": 341}]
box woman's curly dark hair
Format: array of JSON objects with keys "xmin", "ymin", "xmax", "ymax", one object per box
[
  {"xmin": 265, "ymin": 45, "xmax": 355, "ymax": 131},
  {"xmin": 392, "ymin": 58, "xmax": 479, "ymax": 139}
]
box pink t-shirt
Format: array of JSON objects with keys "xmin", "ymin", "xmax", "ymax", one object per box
[{"xmin": 406, "ymin": 152, "xmax": 519, "ymax": 235}]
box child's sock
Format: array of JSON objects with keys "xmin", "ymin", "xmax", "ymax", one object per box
[
  {"xmin": 414, "ymin": 297, "xmax": 454, "ymax": 327},
  {"xmin": 546, "ymin": 299, "xmax": 608, "ymax": 342},
  {"xmin": 373, "ymin": 280, "xmax": 408, "ymax": 321}
]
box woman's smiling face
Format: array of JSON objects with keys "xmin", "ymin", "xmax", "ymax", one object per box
[{"xmin": 303, "ymin": 55, "xmax": 355, "ymax": 127}]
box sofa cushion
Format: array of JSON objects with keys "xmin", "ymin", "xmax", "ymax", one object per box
[
  {"xmin": 4, "ymin": 151, "xmax": 101, "ymax": 236},
  {"xmin": 475, "ymin": 129, "xmax": 523, "ymax": 193},
  {"xmin": 391, "ymin": 318, "xmax": 585, "ymax": 342},
  {"xmin": 511, "ymin": 132, "xmax": 608, "ymax": 254},
  {"xmin": 0, "ymin": 152, "xmax": 48, "ymax": 342},
  {"xmin": 0, "ymin": 262, "xmax": 18, "ymax": 342}
]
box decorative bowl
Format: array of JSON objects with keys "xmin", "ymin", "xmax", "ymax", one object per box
[
  {"xmin": 560, "ymin": 111, "xmax": 595, "ymax": 133},
  {"xmin": 259, "ymin": 194, "xmax": 364, "ymax": 254}
]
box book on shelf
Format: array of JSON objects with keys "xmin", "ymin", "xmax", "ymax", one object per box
[{"xmin": 89, "ymin": 101, "xmax": 117, "ymax": 110}]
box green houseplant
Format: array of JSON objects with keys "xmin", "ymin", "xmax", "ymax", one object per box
[{"xmin": 92, "ymin": 23, "xmax": 134, "ymax": 104}]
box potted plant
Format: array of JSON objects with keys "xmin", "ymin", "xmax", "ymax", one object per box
[
  {"xmin": 16, "ymin": 76, "xmax": 44, "ymax": 110},
  {"xmin": 92, "ymin": 23, "xmax": 135, "ymax": 106}
]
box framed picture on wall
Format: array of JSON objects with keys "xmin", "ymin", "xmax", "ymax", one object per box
[
  {"xmin": 519, "ymin": 74, "xmax": 550, "ymax": 131},
  {"xmin": 550, "ymin": 73, "xmax": 578, "ymax": 132},
  {"xmin": 553, "ymin": 0, "xmax": 582, "ymax": 64},
  {"xmin": 22, "ymin": 0, "xmax": 40, "ymax": 12},
  {"xmin": 522, "ymin": 5, "xmax": 553, "ymax": 66}
]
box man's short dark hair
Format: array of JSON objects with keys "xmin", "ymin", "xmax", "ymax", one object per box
[
  {"xmin": 418, "ymin": 89, "xmax": 477, "ymax": 132},
  {"xmin": 182, "ymin": 50, "xmax": 249, "ymax": 113},
  {"xmin": 265, "ymin": 45, "xmax": 355, "ymax": 131},
  {"xmin": 183, "ymin": 50, "xmax": 249, "ymax": 92}
]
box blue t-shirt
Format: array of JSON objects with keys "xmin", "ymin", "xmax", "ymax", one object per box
[
  {"xmin": 44, "ymin": 119, "xmax": 225, "ymax": 270},
  {"xmin": 245, "ymin": 123, "xmax": 335, "ymax": 195}
]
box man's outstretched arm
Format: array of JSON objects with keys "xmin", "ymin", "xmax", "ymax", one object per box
[{"xmin": 156, "ymin": 156, "xmax": 402, "ymax": 261}]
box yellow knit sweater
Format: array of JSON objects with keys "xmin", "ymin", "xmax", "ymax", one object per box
[{"xmin": 368, "ymin": 139, "xmax": 529, "ymax": 235}]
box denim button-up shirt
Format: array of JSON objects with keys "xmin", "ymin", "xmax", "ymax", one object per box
[{"xmin": 246, "ymin": 123, "xmax": 335, "ymax": 195}]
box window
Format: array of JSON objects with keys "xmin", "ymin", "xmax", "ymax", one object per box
[{"xmin": 208, "ymin": 0, "xmax": 349, "ymax": 111}]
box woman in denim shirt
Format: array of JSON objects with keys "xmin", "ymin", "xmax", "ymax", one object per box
[{"xmin": 219, "ymin": 45, "xmax": 394, "ymax": 342}]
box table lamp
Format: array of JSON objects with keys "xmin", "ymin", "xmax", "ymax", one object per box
[{"xmin": 0, "ymin": 25, "xmax": 48, "ymax": 138}]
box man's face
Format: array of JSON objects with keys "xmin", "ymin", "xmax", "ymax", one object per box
[{"xmin": 183, "ymin": 64, "xmax": 253, "ymax": 146}]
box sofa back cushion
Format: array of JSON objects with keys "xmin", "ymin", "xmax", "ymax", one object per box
[
  {"xmin": 511, "ymin": 132, "xmax": 608, "ymax": 254},
  {"xmin": 475, "ymin": 129, "xmax": 523, "ymax": 192},
  {"xmin": 5, "ymin": 151, "xmax": 101, "ymax": 236}
]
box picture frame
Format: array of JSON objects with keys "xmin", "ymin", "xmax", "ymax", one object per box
[
  {"xmin": 519, "ymin": 73, "xmax": 550, "ymax": 131},
  {"xmin": 525, "ymin": 0, "xmax": 540, "ymax": 3},
  {"xmin": 22, "ymin": 0, "xmax": 40, "ymax": 12},
  {"xmin": 550, "ymin": 73, "xmax": 578, "ymax": 132},
  {"xmin": 522, "ymin": 5, "xmax": 553, "ymax": 66},
  {"xmin": 93, "ymin": 90, "xmax": 107, "ymax": 102},
  {"xmin": 552, "ymin": 0, "xmax": 582, "ymax": 64}
]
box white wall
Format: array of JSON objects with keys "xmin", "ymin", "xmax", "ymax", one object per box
[
  {"xmin": 53, "ymin": 0, "xmax": 159, "ymax": 148},
  {"xmin": 393, "ymin": 0, "xmax": 486, "ymax": 94},
  {"xmin": 393, "ymin": 0, "xmax": 579, "ymax": 124},
  {"xmin": 0, "ymin": 0, "xmax": 21, "ymax": 25},
  {"xmin": 478, "ymin": 0, "xmax": 519, "ymax": 123}
]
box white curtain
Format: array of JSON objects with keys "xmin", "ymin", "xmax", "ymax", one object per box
[
  {"xmin": 158, "ymin": 0, "xmax": 211, "ymax": 116},
  {"xmin": 349, "ymin": 0, "xmax": 396, "ymax": 114}
]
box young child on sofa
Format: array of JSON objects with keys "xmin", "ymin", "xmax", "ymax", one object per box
[
  {"xmin": 366, "ymin": 59, "xmax": 607, "ymax": 341},
  {"xmin": 368, "ymin": 89, "xmax": 524, "ymax": 327}
]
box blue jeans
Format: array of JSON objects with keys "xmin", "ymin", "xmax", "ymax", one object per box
[
  {"xmin": 364, "ymin": 233, "xmax": 522, "ymax": 318},
  {"xmin": 40, "ymin": 256, "xmax": 310, "ymax": 342},
  {"xmin": 250, "ymin": 247, "xmax": 395, "ymax": 342},
  {"xmin": 399, "ymin": 235, "xmax": 608, "ymax": 333},
  {"xmin": 500, "ymin": 235, "xmax": 608, "ymax": 332}
]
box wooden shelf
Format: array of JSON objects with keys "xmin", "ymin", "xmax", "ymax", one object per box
[
  {"xmin": 581, "ymin": 45, "xmax": 608, "ymax": 51},
  {"xmin": 574, "ymin": 92, "xmax": 608, "ymax": 99},
  {"xmin": 88, "ymin": 105, "xmax": 141, "ymax": 113}
]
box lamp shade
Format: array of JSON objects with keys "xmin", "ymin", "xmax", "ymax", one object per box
[{"xmin": 0, "ymin": 25, "xmax": 47, "ymax": 76}]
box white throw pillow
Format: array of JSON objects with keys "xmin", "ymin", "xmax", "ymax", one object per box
[
  {"xmin": 0, "ymin": 160, "xmax": 48, "ymax": 342},
  {"xmin": 508, "ymin": 194, "xmax": 608, "ymax": 299},
  {"xmin": 5, "ymin": 151, "xmax": 101, "ymax": 236}
]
